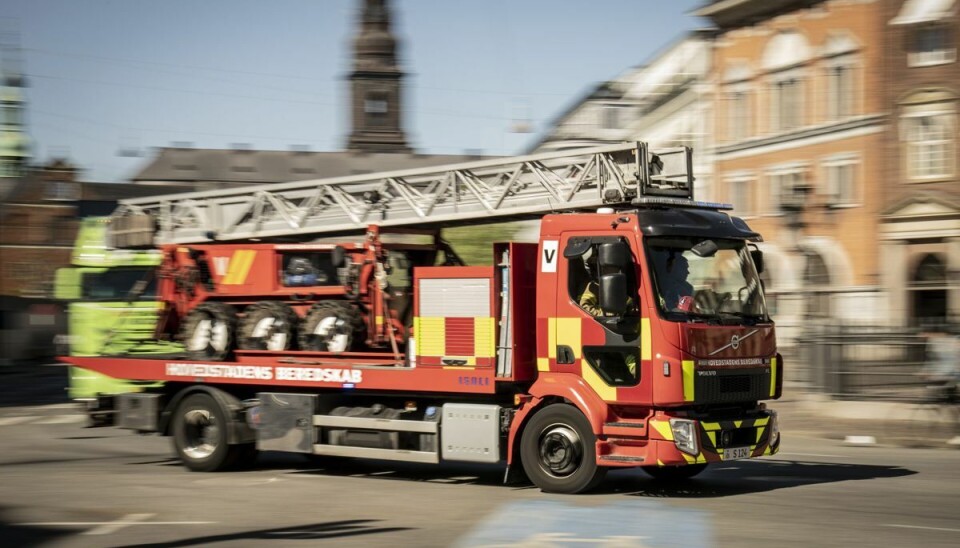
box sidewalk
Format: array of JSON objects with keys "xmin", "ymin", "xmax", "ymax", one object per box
[{"xmin": 774, "ymin": 388, "xmax": 960, "ymax": 449}]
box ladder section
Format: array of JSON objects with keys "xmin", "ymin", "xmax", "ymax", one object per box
[{"xmin": 110, "ymin": 142, "xmax": 694, "ymax": 247}]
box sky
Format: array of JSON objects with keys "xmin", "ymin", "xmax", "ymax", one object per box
[{"xmin": 3, "ymin": 0, "xmax": 708, "ymax": 183}]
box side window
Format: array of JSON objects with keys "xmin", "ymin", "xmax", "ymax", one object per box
[
  {"xmin": 281, "ymin": 253, "xmax": 340, "ymax": 287},
  {"xmin": 584, "ymin": 347, "xmax": 639, "ymax": 386},
  {"xmin": 566, "ymin": 239, "xmax": 638, "ymax": 317}
]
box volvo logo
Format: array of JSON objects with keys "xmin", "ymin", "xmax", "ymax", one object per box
[{"xmin": 709, "ymin": 329, "xmax": 759, "ymax": 356}]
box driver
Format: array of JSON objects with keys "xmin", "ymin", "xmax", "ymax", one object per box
[{"xmin": 660, "ymin": 252, "xmax": 694, "ymax": 312}]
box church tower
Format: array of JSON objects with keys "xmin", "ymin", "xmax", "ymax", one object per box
[
  {"xmin": 0, "ymin": 39, "xmax": 30, "ymax": 178},
  {"xmin": 346, "ymin": 0, "xmax": 412, "ymax": 152}
]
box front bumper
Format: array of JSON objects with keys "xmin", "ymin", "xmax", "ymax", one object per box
[{"xmin": 597, "ymin": 410, "xmax": 780, "ymax": 467}]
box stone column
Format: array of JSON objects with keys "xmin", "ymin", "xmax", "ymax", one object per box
[{"xmin": 880, "ymin": 239, "xmax": 909, "ymax": 327}]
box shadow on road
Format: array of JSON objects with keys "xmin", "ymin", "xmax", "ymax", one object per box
[
  {"xmin": 599, "ymin": 458, "xmax": 916, "ymax": 497},
  {"xmin": 115, "ymin": 519, "xmax": 412, "ymax": 547},
  {"xmin": 0, "ymin": 505, "xmax": 76, "ymax": 547}
]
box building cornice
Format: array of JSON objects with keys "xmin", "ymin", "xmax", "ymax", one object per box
[{"xmin": 715, "ymin": 114, "xmax": 886, "ymax": 159}]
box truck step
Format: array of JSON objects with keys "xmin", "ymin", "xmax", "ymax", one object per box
[
  {"xmin": 602, "ymin": 420, "xmax": 647, "ymax": 438},
  {"xmin": 598, "ymin": 455, "xmax": 646, "ymax": 463},
  {"xmin": 312, "ymin": 444, "xmax": 439, "ymax": 464}
]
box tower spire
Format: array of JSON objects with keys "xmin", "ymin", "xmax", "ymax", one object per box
[{"xmin": 346, "ymin": 0, "xmax": 412, "ymax": 152}]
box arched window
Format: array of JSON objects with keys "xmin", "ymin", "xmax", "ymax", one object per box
[
  {"xmin": 909, "ymin": 253, "xmax": 948, "ymax": 327},
  {"xmin": 803, "ymin": 251, "xmax": 831, "ymax": 318}
]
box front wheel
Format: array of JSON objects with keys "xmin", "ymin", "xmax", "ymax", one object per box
[
  {"xmin": 172, "ymin": 392, "xmax": 240, "ymax": 472},
  {"xmin": 641, "ymin": 463, "xmax": 708, "ymax": 481},
  {"xmin": 520, "ymin": 404, "xmax": 606, "ymax": 494}
]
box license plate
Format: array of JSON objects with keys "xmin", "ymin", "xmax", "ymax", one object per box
[{"xmin": 724, "ymin": 446, "xmax": 750, "ymax": 460}]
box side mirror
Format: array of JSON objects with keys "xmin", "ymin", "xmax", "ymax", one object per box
[
  {"xmin": 331, "ymin": 245, "xmax": 347, "ymax": 268},
  {"xmin": 692, "ymin": 239, "xmax": 719, "ymax": 258},
  {"xmin": 599, "ymin": 242, "xmax": 630, "ymax": 270},
  {"xmin": 750, "ymin": 248, "xmax": 764, "ymax": 274},
  {"xmin": 599, "ymin": 273, "xmax": 627, "ymax": 316}
]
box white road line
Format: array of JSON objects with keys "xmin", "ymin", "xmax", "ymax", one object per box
[
  {"xmin": 34, "ymin": 414, "xmax": 85, "ymax": 425},
  {"xmin": 85, "ymin": 513, "xmax": 156, "ymax": 536},
  {"xmin": 884, "ymin": 524, "xmax": 960, "ymax": 533},
  {"xmin": 0, "ymin": 417, "xmax": 34, "ymax": 426}
]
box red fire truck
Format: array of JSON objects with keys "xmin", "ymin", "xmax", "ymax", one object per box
[{"xmin": 62, "ymin": 143, "xmax": 781, "ymax": 493}]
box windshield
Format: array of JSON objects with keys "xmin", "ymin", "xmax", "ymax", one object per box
[
  {"xmin": 81, "ymin": 268, "xmax": 157, "ymax": 301},
  {"xmin": 646, "ymin": 237, "xmax": 768, "ymax": 323}
]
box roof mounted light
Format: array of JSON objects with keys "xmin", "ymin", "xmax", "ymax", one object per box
[{"xmin": 631, "ymin": 197, "xmax": 734, "ymax": 210}]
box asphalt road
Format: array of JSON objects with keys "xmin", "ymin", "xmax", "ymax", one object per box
[{"xmin": 0, "ymin": 401, "xmax": 958, "ymax": 548}]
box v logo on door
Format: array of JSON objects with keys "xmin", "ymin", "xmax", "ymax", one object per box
[{"xmin": 541, "ymin": 240, "xmax": 558, "ymax": 273}]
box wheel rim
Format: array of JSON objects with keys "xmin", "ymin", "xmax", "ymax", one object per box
[
  {"xmin": 182, "ymin": 409, "xmax": 219, "ymax": 459},
  {"xmin": 252, "ymin": 317, "xmax": 288, "ymax": 351},
  {"xmin": 313, "ymin": 316, "xmax": 351, "ymax": 352},
  {"xmin": 188, "ymin": 316, "xmax": 229, "ymax": 354},
  {"xmin": 538, "ymin": 423, "xmax": 583, "ymax": 478}
]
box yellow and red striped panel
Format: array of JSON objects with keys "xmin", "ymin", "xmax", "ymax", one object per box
[{"xmin": 413, "ymin": 316, "xmax": 495, "ymax": 367}]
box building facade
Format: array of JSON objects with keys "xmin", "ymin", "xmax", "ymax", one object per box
[
  {"xmin": 698, "ymin": 0, "xmax": 890, "ymax": 341},
  {"xmin": 878, "ymin": 0, "xmax": 959, "ymax": 327}
]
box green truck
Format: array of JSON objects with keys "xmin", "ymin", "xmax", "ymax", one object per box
[{"xmin": 55, "ymin": 218, "xmax": 181, "ymax": 422}]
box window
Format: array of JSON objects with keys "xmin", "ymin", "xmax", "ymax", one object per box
[
  {"xmin": 364, "ymin": 92, "xmax": 389, "ymax": 127},
  {"xmin": 909, "ymin": 25, "xmax": 956, "ymax": 67},
  {"xmin": 772, "ymin": 77, "xmax": 803, "ymax": 131},
  {"xmin": 600, "ymin": 104, "xmax": 621, "ymax": 130},
  {"xmin": 727, "ymin": 176, "xmax": 756, "ymax": 217},
  {"xmin": 905, "ymin": 112, "xmax": 955, "ymax": 179},
  {"xmin": 823, "ymin": 160, "xmax": 858, "ymax": 207},
  {"xmin": 826, "ymin": 64, "xmax": 854, "ymax": 120},
  {"xmin": 768, "ymin": 168, "xmax": 808, "ymax": 214},
  {"xmin": 727, "ymin": 90, "xmax": 750, "ymax": 140}
]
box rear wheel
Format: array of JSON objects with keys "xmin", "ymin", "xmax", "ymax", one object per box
[
  {"xmin": 180, "ymin": 302, "xmax": 235, "ymax": 361},
  {"xmin": 641, "ymin": 463, "xmax": 708, "ymax": 481},
  {"xmin": 299, "ymin": 301, "xmax": 364, "ymax": 352},
  {"xmin": 172, "ymin": 393, "xmax": 242, "ymax": 472},
  {"xmin": 520, "ymin": 404, "xmax": 606, "ymax": 494},
  {"xmin": 238, "ymin": 301, "xmax": 297, "ymax": 351}
]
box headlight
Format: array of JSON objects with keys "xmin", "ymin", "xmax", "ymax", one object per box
[
  {"xmin": 768, "ymin": 410, "xmax": 780, "ymax": 446},
  {"xmin": 669, "ymin": 418, "xmax": 699, "ymax": 456}
]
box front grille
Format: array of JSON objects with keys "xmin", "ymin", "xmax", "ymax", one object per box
[
  {"xmin": 695, "ymin": 367, "xmax": 770, "ymax": 404},
  {"xmin": 719, "ymin": 375, "xmax": 751, "ymax": 394},
  {"xmin": 717, "ymin": 427, "xmax": 756, "ymax": 448}
]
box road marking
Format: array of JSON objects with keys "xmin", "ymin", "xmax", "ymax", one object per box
[
  {"xmin": 884, "ymin": 524, "xmax": 960, "ymax": 533},
  {"xmin": 85, "ymin": 513, "xmax": 156, "ymax": 535},
  {"xmin": 0, "ymin": 417, "xmax": 34, "ymax": 426},
  {"xmin": 777, "ymin": 452, "xmax": 845, "ymax": 459},
  {"xmin": 34, "ymin": 414, "xmax": 85, "ymax": 425}
]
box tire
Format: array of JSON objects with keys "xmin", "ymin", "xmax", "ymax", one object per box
[
  {"xmin": 641, "ymin": 463, "xmax": 708, "ymax": 481},
  {"xmin": 520, "ymin": 404, "xmax": 606, "ymax": 494},
  {"xmin": 172, "ymin": 393, "xmax": 241, "ymax": 472},
  {"xmin": 180, "ymin": 302, "xmax": 236, "ymax": 361},
  {"xmin": 299, "ymin": 301, "xmax": 365, "ymax": 352},
  {"xmin": 238, "ymin": 301, "xmax": 298, "ymax": 351}
]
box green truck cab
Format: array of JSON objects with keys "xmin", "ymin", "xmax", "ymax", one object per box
[{"xmin": 55, "ymin": 218, "xmax": 181, "ymax": 417}]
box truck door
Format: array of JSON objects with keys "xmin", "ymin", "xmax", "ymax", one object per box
[{"xmin": 553, "ymin": 234, "xmax": 649, "ymax": 403}]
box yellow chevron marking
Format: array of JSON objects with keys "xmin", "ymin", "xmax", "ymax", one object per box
[
  {"xmin": 582, "ymin": 359, "xmax": 616, "ymax": 401},
  {"xmin": 650, "ymin": 420, "xmax": 673, "ymax": 441},
  {"xmin": 641, "ymin": 318, "xmax": 651, "ymax": 360},
  {"xmin": 754, "ymin": 417, "xmax": 770, "ymax": 427},
  {"xmin": 222, "ymin": 250, "xmax": 256, "ymax": 285},
  {"xmin": 375, "ymin": 315, "xmax": 384, "ymax": 326},
  {"xmin": 682, "ymin": 453, "xmax": 696, "ymax": 464},
  {"xmin": 701, "ymin": 422, "xmax": 721, "ymax": 431},
  {"xmin": 770, "ymin": 356, "xmax": 778, "ymax": 397},
  {"xmin": 682, "ymin": 360, "xmax": 695, "ymax": 401},
  {"xmin": 756, "ymin": 426, "xmax": 765, "ymax": 444},
  {"xmin": 537, "ymin": 358, "xmax": 550, "ymax": 372},
  {"xmin": 707, "ymin": 431, "xmax": 717, "ymax": 447},
  {"xmin": 734, "ymin": 420, "xmax": 742, "ymax": 429}
]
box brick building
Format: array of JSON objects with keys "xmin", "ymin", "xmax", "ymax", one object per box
[{"xmin": 878, "ymin": 0, "xmax": 959, "ymax": 327}]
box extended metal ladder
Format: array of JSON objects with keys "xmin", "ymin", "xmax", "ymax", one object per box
[{"xmin": 109, "ymin": 142, "xmax": 695, "ymax": 247}]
